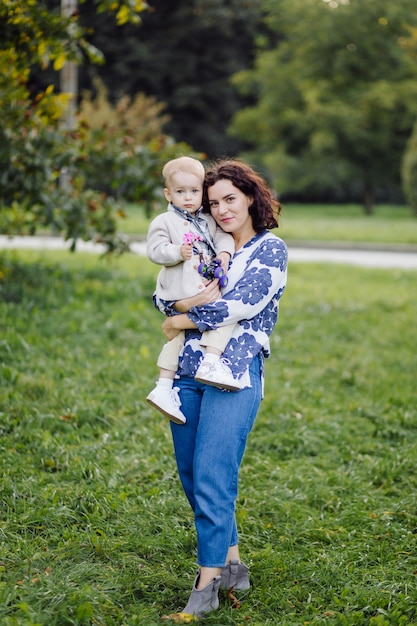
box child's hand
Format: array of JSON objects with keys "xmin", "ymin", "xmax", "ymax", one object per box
[
  {"xmin": 162, "ymin": 316, "xmax": 181, "ymax": 341},
  {"xmin": 180, "ymin": 243, "xmax": 193, "ymax": 260},
  {"xmin": 216, "ymin": 251, "xmax": 231, "ymax": 273}
]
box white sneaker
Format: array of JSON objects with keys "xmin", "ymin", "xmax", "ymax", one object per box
[
  {"xmin": 194, "ymin": 359, "xmax": 244, "ymax": 391},
  {"xmin": 146, "ymin": 385, "xmax": 186, "ymax": 424}
]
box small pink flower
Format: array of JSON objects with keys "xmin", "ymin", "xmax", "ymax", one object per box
[{"xmin": 183, "ymin": 231, "xmax": 203, "ymax": 244}]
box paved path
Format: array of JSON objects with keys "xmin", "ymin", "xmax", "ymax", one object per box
[
  {"xmin": 287, "ymin": 245, "xmax": 417, "ymax": 269},
  {"xmin": 1, "ymin": 235, "xmax": 417, "ymax": 270}
]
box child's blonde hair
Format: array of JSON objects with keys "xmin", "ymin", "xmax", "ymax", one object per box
[{"xmin": 162, "ymin": 156, "xmax": 205, "ymax": 186}]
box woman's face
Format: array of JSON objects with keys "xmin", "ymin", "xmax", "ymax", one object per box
[{"xmin": 207, "ymin": 179, "xmax": 255, "ymax": 244}]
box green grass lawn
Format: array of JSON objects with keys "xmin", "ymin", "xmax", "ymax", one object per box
[
  {"xmin": 117, "ymin": 202, "xmax": 417, "ymax": 246},
  {"xmin": 1, "ymin": 249, "xmax": 417, "ymax": 625}
]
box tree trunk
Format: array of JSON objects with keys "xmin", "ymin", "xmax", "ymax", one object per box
[
  {"xmin": 60, "ymin": 0, "xmax": 78, "ymax": 132},
  {"xmin": 363, "ymin": 182, "xmax": 374, "ymax": 215},
  {"xmin": 59, "ymin": 0, "xmax": 78, "ymax": 195}
]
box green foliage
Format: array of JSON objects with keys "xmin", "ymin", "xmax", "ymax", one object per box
[
  {"xmin": 402, "ymin": 119, "xmax": 417, "ymax": 216},
  {"xmin": 0, "ymin": 0, "xmax": 102, "ymax": 70},
  {"xmin": 0, "ymin": 46, "xmax": 115, "ymax": 247},
  {"xmin": 79, "ymin": 0, "xmax": 267, "ymax": 157},
  {"xmin": 0, "ymin": 79, "xmax": 127, "ymax": 252},
  {"xmin": 0, "ymin": 68, "xmax": 68, "ymax": 233},
  {"xmin": 78, "ymin": 79, "xmax": 170, "ymax": 145},
  {"xmin": 0, "ymin": 249, "xmax": 416, "ymax": 624},
  {"xmin": 230, "ymin": 0, "xmax": 417, "ymax": 212},
  {"xmin": 0, "ymin": 0, "xmax": 178, "ymax": 252},
  {"xmin": 75, "ymin": 80, "xmax": 201, "ymax": 217}
]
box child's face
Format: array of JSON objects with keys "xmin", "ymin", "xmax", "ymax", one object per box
[{"xmin": 164, "ymin": 172, "xmax": 203, "ymax": 214}]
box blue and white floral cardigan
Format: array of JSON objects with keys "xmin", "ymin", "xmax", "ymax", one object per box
[{"xmin": 154, "ymin": 230, "xmax": 288, "ymax": 393}]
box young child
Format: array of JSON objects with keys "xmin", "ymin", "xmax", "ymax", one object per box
[{"xmin": 146, "ymin": 156, "xmax": 243, "ymax": 425}]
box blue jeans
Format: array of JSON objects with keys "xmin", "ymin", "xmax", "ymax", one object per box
[{"xmin": 170, "ymin": 356, "xmax": 262, "ymax": 567}]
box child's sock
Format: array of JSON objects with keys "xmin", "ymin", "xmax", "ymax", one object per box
[
  {"xmin": 157, "ymin": 378, "xmax": 174, "ymax": 389},
  {"xmin": 202, "ymin": 353, "xmax": 220, "ymax": 364}
]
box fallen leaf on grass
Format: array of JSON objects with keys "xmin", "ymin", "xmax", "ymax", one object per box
[{"xmin": 60, "ymin": 413, "xmax": 77, "ymax": 422}]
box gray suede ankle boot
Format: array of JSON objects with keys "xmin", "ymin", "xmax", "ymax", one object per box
[
  {"xmin": 220, "ymin": 559, "xmax": 250, "ymax": 591},
  {"xmin": 182, "ymin": 573, "xmax": 221, "ymax": 617},
  {"xmin": 161, "ymin": 572, "xmax": 221, "ymax": 621}
]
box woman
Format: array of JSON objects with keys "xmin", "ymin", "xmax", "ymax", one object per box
[{"xmin": 157, "ymin": 159, "xmax": 288, "ymax": 621}]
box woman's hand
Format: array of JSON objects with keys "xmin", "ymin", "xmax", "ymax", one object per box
[
  {"xmin": 174, "ymin": 280, "xmax": 221, "ymax": 313},
  {"xmin": 162, "ymin": 313, "xmax": 198, "ymax": 340},
  {"xmin": 216, "ymin": 251, "xmax": 231, "ymax": 273},
  {"xmin": 162, "ymin": 280, "xmax": 221, "ymax": 340}
]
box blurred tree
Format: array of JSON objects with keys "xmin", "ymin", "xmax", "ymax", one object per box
[
  {"xmin": 0, "ymin": 0, "xmax": 172, "ymax": 251},
  {"xmin": 229, "ymin": 0, "xmax": 417, "ymax": 212},
  {"xmin": 77, "ymin": 0, "xmax": 268, "ymax": 158},
  {"xmin": 75, "ymin": 78, "xmax": 201, "ymax": 218}
]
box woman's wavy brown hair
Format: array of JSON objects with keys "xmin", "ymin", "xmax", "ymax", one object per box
[{"xmin": 203, "ymin": 159, "xmax": 281, "ymax": 232}]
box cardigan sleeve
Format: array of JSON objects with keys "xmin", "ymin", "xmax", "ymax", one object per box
[{"xmin": 146, "ymin": 215, "xmax": 183, "ymax": 266}]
